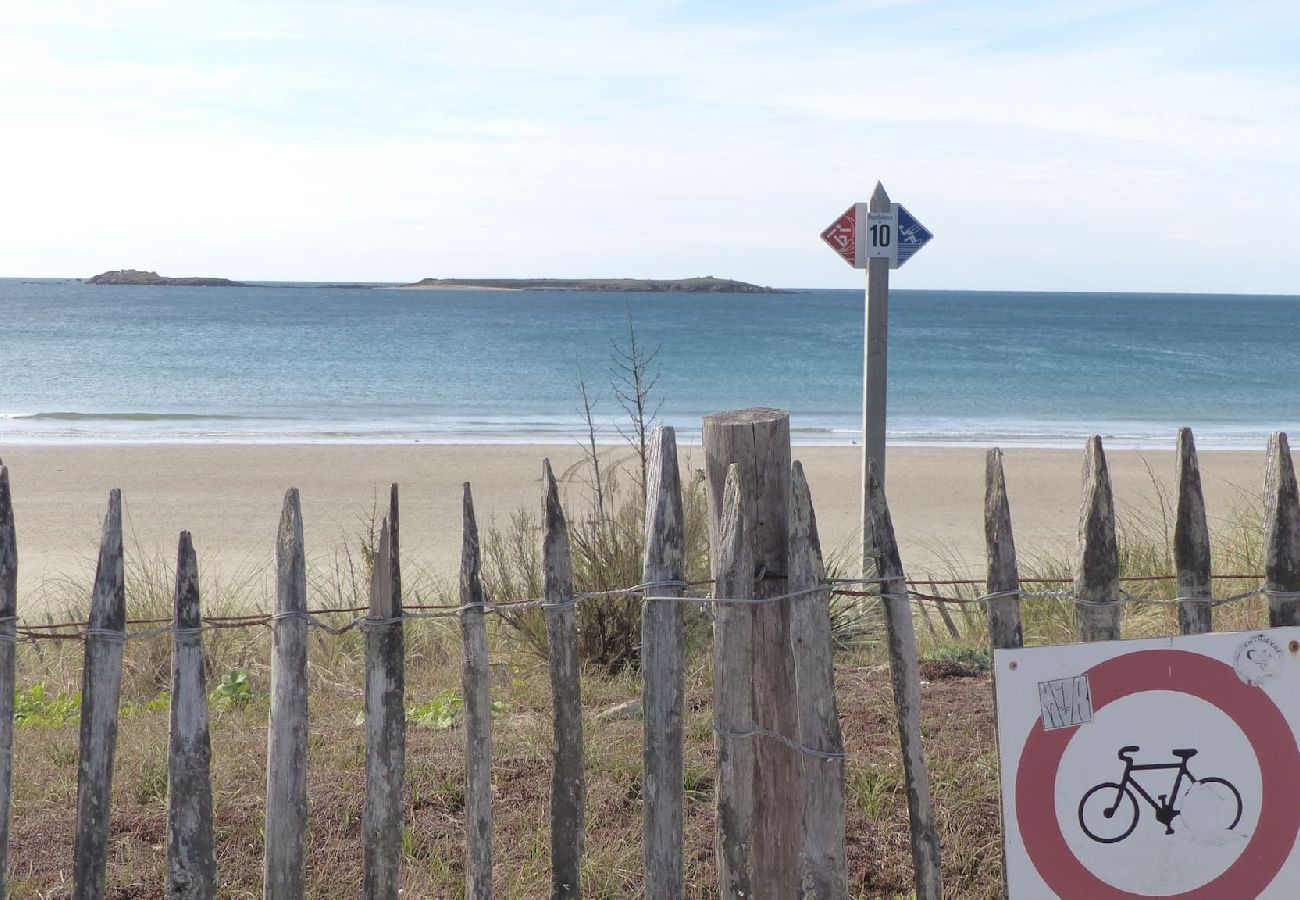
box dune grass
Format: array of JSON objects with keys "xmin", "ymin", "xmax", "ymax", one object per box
[{"xmin": 5, "ymin": 457, "xmax": 1279, "ymax": 897}]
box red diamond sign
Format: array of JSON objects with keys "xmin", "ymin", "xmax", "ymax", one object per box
[{"xmin": 820, "ymin": 206, "xmax": 856, "ymax": 267}]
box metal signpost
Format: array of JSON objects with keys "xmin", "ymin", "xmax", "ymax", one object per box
[
  {"xmin": 995, "ymin": 628, "xmax": 1300, "ymax": 897},
  {"xmin": 821, "ymin": 182, "xmax": 932, "ymax": 565}
]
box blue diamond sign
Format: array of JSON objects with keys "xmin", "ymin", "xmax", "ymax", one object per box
[{"xmin": 894, "ymin": 204, "xmax": 933, "ymax": 268}]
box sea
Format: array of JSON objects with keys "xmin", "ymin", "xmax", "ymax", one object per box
[{"xmin": 2, "ymin": 278, "xmax": 1298, "ymax": 450}]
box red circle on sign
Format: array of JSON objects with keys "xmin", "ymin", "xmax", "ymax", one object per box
[{"xmin": 1016, "ymin": 649, "xmax": 1300, "ymax": 898}]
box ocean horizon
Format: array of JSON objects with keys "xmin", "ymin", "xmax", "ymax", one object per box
[{"xmin": 3, "ymin": 278, "xmax": 1299, "ymax": 450}]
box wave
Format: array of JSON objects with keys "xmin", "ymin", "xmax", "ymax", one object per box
[{"xmin": 8, "ymin": 411, "xmax": 264, "ymax": 422}]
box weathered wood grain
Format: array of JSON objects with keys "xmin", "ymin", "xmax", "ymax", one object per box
[
  {"xmin": 702, "ymin": 407, "xmax": 798, "ymax": 900},
  {"xmin": 542, "ymin": 460, "xmax": 584, "ymax": 899},
  {"xmin": 711, "ymin": 464, "xmax": 754, "ymax": 898},
  {"xmin": 789, "ymin": 462, "xmax": 848, "ymax": 899},
  {"xmin": 1075, "ymin": 436, "xmax": 1121, "ymax": 642},
  {"xmin": 264, "ymin": 488, "xmax": 309, "ymax": 899},
  {"xmin": 1264, "ymin": 432, "xmax": 1300, "ymax": 627},
  {"xmin": 1265, "ymin": 431, "xmax": 1281, "ymax": 533},
  {"xmin": 865, "ymin": 462, "xmax": 943, "ymax": 900},
  {"xmin": 642, "ymin": 426, "xmax": 686, "ymax": 900},
  {"xmin": 166, "ymin": 531, "xmax": 217, "ymax": 899},
  {"xmin": 984, "ymin": 449, "xmax": 1023, "ymax": 650},
  {"xmin": 73, "ymin": 490, "xmax": 126, "ymax": 900},
  {"xmin": 364, "ymin": 485, "xmax": 405, "ymax": 900},
  {"xmin": 1174, "ymin": 429, "xmax": 1212, "ymax": 635},
  {"xmin": 0, "ymin": 467, "xmax": 17, "ymax": 899},
  {"xmin": 461, "ymin": 483, "xmax": 494, "ymax": 900}
]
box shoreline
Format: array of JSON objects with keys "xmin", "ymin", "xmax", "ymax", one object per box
[{"xmin": 0, "ymin": 443, "xmax": 1269, "ymax": 603}]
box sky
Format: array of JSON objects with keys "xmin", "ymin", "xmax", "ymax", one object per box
[{"xmin": 1, "ymin": 0, "xmax": 1298, "ymax": 292}]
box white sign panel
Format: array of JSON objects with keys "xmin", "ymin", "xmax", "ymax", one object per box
[
  {"xmin": 995, "ymin": 628, "xmax": 1300, "ymax": 898},
  {"xmin": 854, "ymin": 204, "xmax": 896, "ymax": 266}
]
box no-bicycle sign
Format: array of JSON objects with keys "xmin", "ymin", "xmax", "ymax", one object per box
[{"xmin": 995, "ymin": 628, "xmax": 1300, "ymax": 898}]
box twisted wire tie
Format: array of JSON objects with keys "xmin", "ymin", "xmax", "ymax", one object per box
[{"xmin": 713, "ymin": 720, "xmax": 846, "ymax": 761}]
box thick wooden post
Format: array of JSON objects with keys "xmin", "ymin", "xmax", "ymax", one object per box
[
  {"xmin": 865, "ymin": 461, "xmax": 943, "ymax": 899},
  {"xmin": 364, "ymin": 484, "xmax": 405, "ymax": 900},
  {"xmin": 642, "ymin": 426, "xmax": 686, "ymax": 899},
  {"xmin": 73, "ymin": 490, "xmax": 126, "ymax": 900},
  {"xmin": 1265, "ymin": 432, "xmax": 1300, "ymax": 627},
  {"xmin": 1075, "ymin": 436, "xmax": 1121, "ymax": 642},
  {"xmin": 712, "ymin": 464, "xmax": 754, "ymax": 897},
  {"xmin": 0, "ymin": 466, "xmax": 17, "ymax": 899},
  {"xmin": 702, "ymin": 407, "xmax": 797, "ymax": 900},
  {"xmin": 789, "ymin": 462, "xmax": 848, "ymax": 899},
  {"xmin": 984, "ymin": 449, "xmax": 1023, "ymax": 650},
  {"xmin": 461, "ymin": 484, "xmax": 494, "ymax": 900},
  {"xmin": 542, "ymin": 461, "xmax": 584, "ymax": 899},
  {"xmin": 166, "ymin": 532, "xmax": 217, "ymax": 899},
  {"xmin": 1174, "ymin": 429, "xmax": 1213, "ymax": 635},
  {"xmin": 265, "ymin": 489, "xmax": 308, "ymax": 899}
]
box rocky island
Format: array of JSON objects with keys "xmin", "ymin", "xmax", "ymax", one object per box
[
  {"xmin": 86, "ymin": 269, "xmax": 247, "ymax": 287},
  {"xmin": 398, "ymin": 276, "xmax": 776, "ymax": 292}
]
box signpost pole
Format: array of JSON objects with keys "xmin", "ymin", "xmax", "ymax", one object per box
[{"xmin": 862, "ymin": 181, "xmax": 891, "ymax": 573}]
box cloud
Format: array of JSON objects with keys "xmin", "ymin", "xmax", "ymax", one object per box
[{"xmin": 0, "ymin": 0, "xmax": 1297, "ymax": 291}]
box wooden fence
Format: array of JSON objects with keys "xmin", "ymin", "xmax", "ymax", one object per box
[{"xmin": 0, "ymin": 415, "xmax": 1295, "ymax": 899}]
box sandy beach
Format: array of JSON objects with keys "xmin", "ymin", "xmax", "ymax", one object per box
[{"xmin": 0, "ymin": 442, "xmax": 1270, "ymax": 605}]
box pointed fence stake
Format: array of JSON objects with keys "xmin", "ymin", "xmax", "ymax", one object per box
[
  {"xmin": 1265, "ymin": 433, "xmax": 1300, "ymax": 627},
  {"xmin": 73, "ymin": 490, "xmax": 126, "ymax": 900},
  {"xmin": 789, "ymin": 462, "xmax": 848, "ymax": 899},
  {"xmin": 702, "ymin": 407, "xmax": 799, "ymax": 900},
  {"xmin": 865, "ymin": 461, "xmax": 943, "ymax": 900},
  {"xmin": 984, "ymin": 449, "xmax": 1023, "ymax": 650},
  {"xmin": 166, "ymin": 532, "xmax": 217, "ymax": 899},
  {"xmin": 264, "ymin": 488, "xmax": 309, "ymax": 899},
  {"xmin": 712, "ymin": 464, "xmax": 754, "ymax": 897},
  {"xmin": 1174, "ymin": 429, "xmax": 1213, "ymax": 635},
  {"xmin": 461, "ymin": 484, "xmax": 494, "ymax": 900},
  {"xmin": 1075, "ymin": 436, "xmax": 1121, "ymax": 642},
  {"xmin": 364, "ymin": 485, "xmax": 405, "ymax": 900},
  {"xmin": 0, "ymin": 467, "xmax": 17, "ymax": 899},
  {"xmin": 542, "ymin": 461, "xmax": 584, "ymax": 900},
  {"xmin": 642, "ymin": 426, "xmax": 686, "ymax": 900}
]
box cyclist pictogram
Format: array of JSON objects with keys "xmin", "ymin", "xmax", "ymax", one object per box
[{"xmin": 1077, "ymin": 745, "xmax": 1243, "ymax": 844}]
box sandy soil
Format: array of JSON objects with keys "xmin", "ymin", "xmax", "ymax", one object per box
[{"xmin": 0, "ymin": 442, "xmax": 1268, "ymax": 602}]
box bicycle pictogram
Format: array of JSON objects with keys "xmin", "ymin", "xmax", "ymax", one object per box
[{"xmin": 1078, "ymin": 745, "xmax": 1243, "ymax": 844}]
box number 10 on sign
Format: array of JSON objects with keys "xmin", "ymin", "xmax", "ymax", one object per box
[{"xmin": 863, "ymin": 209, "xmax": 894, "ymax": 264}]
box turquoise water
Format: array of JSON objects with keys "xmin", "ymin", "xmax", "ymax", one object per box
[{"xmin": 2, "ymin": 279, "xmax": 1299, "ymax": 448}]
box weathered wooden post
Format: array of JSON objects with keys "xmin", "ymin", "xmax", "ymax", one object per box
[
  {"xmin": 265, "ymin": 489, "xmax": 309, "ymax": 899},
  {"xmin": 1264, "ymin": 432, "xmax": 1300, "ymax": 627},
  {"xmin": 166, "ymin": 531, "xmax": 217, "ymax": 899},
  {"xmin": 73, "ymin": 490, "xmax": 126, "ymax": 900},
  {"xmin": 364, "ymin": 484, "xmax": 405, "ymax": 900},
  {"xmin": 712, "ymin": 464, "xmax": 753, "ymax": 897},
  {"xmin": 865, "ymin": 461, "xmax": 943, "ymax": 900},
  {"xmin": 0, "ymin": 466, "xmax": 16, "ymax": 898},
  {"xmin": 702, "ymin": 407, "xmax": 798, "ymax": 900},
  {"xmin": 1075, "ymin": 436, "xmax": 1121, "ymax": 642},
  {"xmin": 1174, "ymin": 428, "xmax": 1213, "ymax": 635},
  {"xmin": 461, "ymin": 484, "xmax": 493, "ymax": 900},
  {"xmin": 542, "ymin": 461, "xmax": 585, "ymax": 900},
  {"xmin": 984, "ymin": 448, "xmax": 1023, "ymax": 650},
  {"xmin": 642, "ymin": 425, "xmax": 686, "ymax": 899},
  {"xmin": 1265, "ymin": 431, "xmax": 1281, "ymax": 533},
  {"xmin": 789, "ymin": 462, "xmax": 848, "ymax": 899}
]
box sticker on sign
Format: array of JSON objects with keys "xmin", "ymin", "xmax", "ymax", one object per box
[{"xmin": 995, "ymin": 628, "xmax": 1300, "ymax": 898}]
